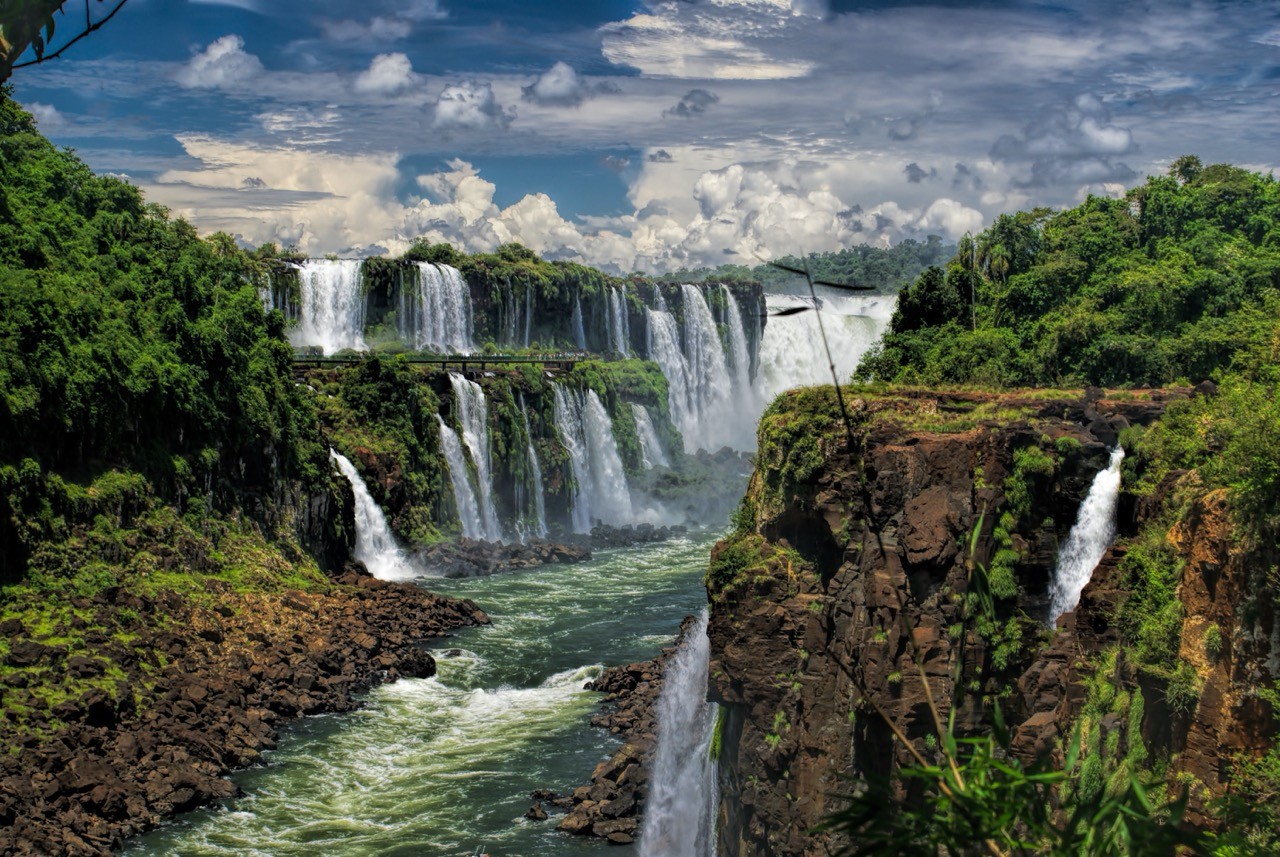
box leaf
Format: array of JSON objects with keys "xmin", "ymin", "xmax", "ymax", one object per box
[{"xmin": 767, "ymin": 306, "xmax": 811, "ymax": 317}]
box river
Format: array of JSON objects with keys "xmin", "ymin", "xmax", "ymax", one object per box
[{"xmin": 124, "ymin": 535, "xmax": 718, "ymax": 857}]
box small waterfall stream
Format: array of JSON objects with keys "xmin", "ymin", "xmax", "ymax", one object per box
[
  {"xmin": 519, "ymin": 396, "xmax": 549, "ymax": 539},
  {"xmin": 632, "ymin": 403, "xmax": 670, "ymax": 469},
  {"xmin": 638, "ymin": 611, "xmax": 719, "ymax": 857},
  {"xmin": 436, "ymin": 415, "xmax": 486, "ymax": 540},
  {"xmin": 1049, "ymin": 447, "xmax": 1125, "ymax": 623},
  {"xmin": 553, "ymin": 385, "xmax": 633, "ymax": 532},
  {"xmin": 449, "ymin": 373, "xmax": 504, "ymax": 542},
  {"xmin": 292, "ymin": 260, "xmax": 366, "ymax": 354},
  {"xmin": 571, "ymin": 292, "xmax": 588, "ymax": 351},
  {"xmin": 329, "ymin": 449, "xmax": 419, "ymax": 580}
]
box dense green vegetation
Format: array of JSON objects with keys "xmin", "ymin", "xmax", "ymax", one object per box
[
  {"xmin": 0, "ymin": 88, "xmax": 335, "ymax": 582},
  {"xmin": 662, "ymin": 236, "xmax": 954, "ymax": 294},
  {"xmin": 858, "ymin": 159, "xmax": 1280, "ymax": 388}
]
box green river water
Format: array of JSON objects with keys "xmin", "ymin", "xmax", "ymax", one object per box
[{"xmin": 124, "ymin": 533, "xmax": 719, "ymax": 857}]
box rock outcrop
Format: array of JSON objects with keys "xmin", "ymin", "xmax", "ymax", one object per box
[
  {"xmin": 0, "ymin": 568, "xmax": 487, "ymax": 856},
  {"xmin": 705, "ymin": 388, "xmax": 1176, "ymax": 856}
]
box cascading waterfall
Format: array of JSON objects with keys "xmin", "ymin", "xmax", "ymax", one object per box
[
  {"xmin": 722, "ymin": 285, "xmax": 754, "ymax": 388},
  {"xmin": 518, "ymin": 396, "xmax": 549, "ymax": 539},
  {"xmin": 1049, "ymin": 447, "xmax": 1125, "ymax": 623},
  {"xmin": 571, "ymin": 292, "xmax": 587, "ymax": 351},
  {"xmin": 607, "ymin": 287, "xmax": 631, "ymax": 356},
  {"xmin": 329, "ymin": 450, "xmax": 419, "ymax": 580},
  {"xmin": 638, "ymin": 611, "xmax": 719, "ymax": 857},
  {"xmin": 292, "ymin": 260, "xmax": 366, "ymax": 354},
  {"xmin": 632, "ymin": 403, "xmax": 670, "ymax": 469},
  {"xmin": 448, "ymin": 374, "xmax": 504, "ymax": 542},
  {"xmin": 553, "ymin": 385, "xmax": 633, "ymax": 533},
  {"xmin": 523, "ymin": 284, "xmax": 533, "ymax": 348},
  {"xmin": 435, "ymin": 416, "xmax": 486, "ymax": 539},
  {"xmin": 756, "ymin": 293, "xmax": 894, "ymax": 403},
  {"xmin": 409, "ymin": 263, "xmax": 475, "ymax": 353}
]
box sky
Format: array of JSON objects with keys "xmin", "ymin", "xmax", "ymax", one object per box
[{"xmin": 10, "ymin": 0, "xmax": 1280, "ymax": 273}]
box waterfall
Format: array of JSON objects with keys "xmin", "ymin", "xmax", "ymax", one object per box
[
  {"xmin": 553, "ymin": 385, "xmax": 633, "ymax": 533},
  {"xmin": 448, "ymin": 373, "xmax": 504, "ymax": 542},
  {"xmin": 571, "ymin": 292, "xmax": 587, "ymax": 351},
  {"xmin": 292, "ymin": 260, "xmax": 365, "ymax": 355},
  {"xmin": 632, "ymin": 403, "xmax": 670, "ymax": 469},
  {"xmin": 1049, "ymin": 447, "xmax": 1125, "ymax": 623},
  {"xmin": 435, "ymin": 416, "xmax": 486, "ymax": 540},
  {"xmin": 643, "ymin": 285, "xmax": 745, "ymax": 453},
  {"xmin": 519, "ymin": 397, "xmax": 549, "ymax": 539},
  {"xmin": 329, "ymin": 450, "xmax": 419, "ymax": 580},
  {"xmin": 607, "ymin": 287, "xmax": 631, "ymax": 356},
  {"xmin": 523, "ymin": 284, "xmax": 533, "ymax": 348},
  {"xmin": 639, "ymin": 612, "xmax": 719, "ymax": 857},
  {"xmin": 410, "ymin": 263, "xmax": 475, "ymax": 353},
  {"xmin": 722, "ymin": 286, "xmax": 754, "ymax": 388},
  {"xmin": 756, "ymin": 294, "xmax": 893, "ymax": 403}
]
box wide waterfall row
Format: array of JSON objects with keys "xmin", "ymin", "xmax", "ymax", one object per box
[{"xmin": 553, "ymin": 385, "xmax": 634, "ymax": 533}]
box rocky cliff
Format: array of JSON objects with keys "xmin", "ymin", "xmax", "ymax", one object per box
[{"xmin": 704, "ymin": 387, "xmax": 1199, "ymax": 856}]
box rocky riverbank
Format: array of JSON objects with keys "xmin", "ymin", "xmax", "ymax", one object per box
[{"xmin": 0, "ymin": 567, "xmax": 487, "ymax": 857}]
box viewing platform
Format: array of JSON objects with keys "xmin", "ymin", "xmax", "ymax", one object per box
[{"xmin": 291, "ymin": 353, "xmax": 582, "ymax": 374}]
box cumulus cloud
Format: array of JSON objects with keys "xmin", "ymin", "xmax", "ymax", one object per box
[
  {"xmin": 432, "ymin": 81, "xmax": 514, "ymax": 130},
  {"xmin": 355, "ymin": 53, "xmax": 418, "ymax": 95},
  {"xmin": 175, "ymin": 35, "xmax": 263, "ymax": 89},
  {"xmin": 666, "ymin": 89, "xmax": 719, "ymax": 118},
  {"xmin": 522, "ymin": 62, "xmax": 588, "ymax": 106},
  {"xmin": 990, "ymin": 94, "xmax": 1139, "ymax": 187}
]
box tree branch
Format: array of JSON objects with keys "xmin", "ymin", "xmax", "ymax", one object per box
[{"xmin": 9, "ymin": 0, "xmax": 128, "ymax": 73}]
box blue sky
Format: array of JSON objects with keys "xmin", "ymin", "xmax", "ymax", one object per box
[{"xmin": 10, "ymin": 0, "xmax": 1280, "ymax": 272}]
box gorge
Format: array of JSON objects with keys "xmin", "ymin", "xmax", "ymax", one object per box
[{"xmin": 2, "ymin": 86, "xmax": 1278, "ymax": 857}]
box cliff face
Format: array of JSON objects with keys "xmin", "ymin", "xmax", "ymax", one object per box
[{"xmin": 705, "ymin": 389, "xmax": 1174, "ymax": 856}]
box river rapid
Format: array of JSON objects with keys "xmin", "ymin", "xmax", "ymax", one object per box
[{"xmin": 125, "ymin": 535, "xmax": 718, "ymax": 857}]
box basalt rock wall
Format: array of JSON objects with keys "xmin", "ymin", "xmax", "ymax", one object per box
[{"xmin": 705, "ymin": 389, "xmax": 1174, "ymax": 856}]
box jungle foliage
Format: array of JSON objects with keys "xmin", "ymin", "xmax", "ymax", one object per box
[{"xmin": 857, "ymin": 160, "xmax": 1280, "ymax": 388}]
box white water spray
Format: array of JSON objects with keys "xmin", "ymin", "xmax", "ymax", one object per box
[
  {"xmin": 756, "ymin": 294, "xmax": 894, "ymax": 403},
  {"xmin": 632, "ymin": 403, "xmax": 670, "ymax": 469},
  {"xmin": 1049, "ymin": 447, "xmax": 1125, "ymax": 623},
  {"xmin": 553, "ymin": 386, "xmax": 633, "ymax": 533},
  {"xmin": 329, "ymin": 450, "xmax": 419, "ymax": 580},
  {"xmin": 639, "ymin": 611, "xmax": 719, "ymax": 857},
  {"xmin": 607, "ymin": 287, "xmax": 632, "ymax": 356},
  {"xmin": 571, "ymin": 292, "xmax": 587, "ymax": 351},
  {"xmin": 448, "ymin": 374, "xmax": 504, "ymax": 542},
  {"xmin": 292, "ymin": 260, "xmax": 366, "ymax": 355}
]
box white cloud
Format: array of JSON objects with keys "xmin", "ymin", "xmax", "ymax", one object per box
[
  {"xmin": 600, "ymin": 1, "xmax": 816, "ymax": 79},
  {"xmin": 175, "ymin": 35, "xmax": 263, "ymax": 89},
  {"xmin": 355, "ymin": 53, "xmax": 418, "ymax": 95},
  {"xmin": 26, "ymin": 102, "xmax": 66, "ymax": 131},
  {"xmin": 522, "ymin": 62, "xmax": 588, "ymax": 106},
  {"xmin": 432, "ymin": 81, "xmax": 514, "ymax": 130}
]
